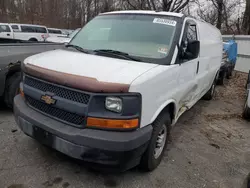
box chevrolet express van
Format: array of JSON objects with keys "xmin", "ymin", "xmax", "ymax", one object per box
[{"xmin": 14, "ymin": 11, "xmax": 223, "ymax": 171}]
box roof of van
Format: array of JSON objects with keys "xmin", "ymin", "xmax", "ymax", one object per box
[
  {"xmin": 0, "ymin": 23, "xmax": 47, "ymax": 28},
  {"xmin": 101, "ymin": 10, "xmax": 184, "ymax": 18}
]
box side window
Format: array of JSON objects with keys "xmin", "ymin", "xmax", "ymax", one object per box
[
  {"xmin": 49, "ymin": 29, "xmax": 62, "ymax": 34},
  {"xmin": 180, "ymin": 21, "xmax": 198, "ymax": 61},
  {"xmin": 21, "ymin": 26, "xmax": 34, "ymax": 33},
  {"xmin": 11, "ymin": 25, "xmax": 18, "ymax": 30},
  {"xmin": 35, "ymin": 27, "xmax": 47, "ymax": 33},
  {"xmin": 56, "ymin": 30, "xmax": 62, "ymax": 34},
  {"xmin": 0, "ymin": 25, "xmax": 11, "ymax": 32},
  {"xmin": 11, "ymin": 25, "xmax": 19, "ymax": 32},
  {"xmin": 187, "ymin": 25, "xmax": 197, "ymax": 42}
]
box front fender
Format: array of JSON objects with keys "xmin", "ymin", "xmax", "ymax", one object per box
[{"xmin": 150, "ymin": 99, "xmax": 177, "ymax": 125}]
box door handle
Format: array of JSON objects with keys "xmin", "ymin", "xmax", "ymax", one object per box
[
  {"xmin": 7, "ymin": 34, "xmax": 10, "ymax": 36},
  {"xmin": 196, "ymin": 61, "xmax": 200, "ymax": 74}
]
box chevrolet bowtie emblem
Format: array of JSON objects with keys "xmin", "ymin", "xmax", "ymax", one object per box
[{"xmin": 41, "ymin": 95, "xmax": 56, "ymax": 105}]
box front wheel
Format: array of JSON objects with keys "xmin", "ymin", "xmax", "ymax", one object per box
[{"xmin": 140, "ymin": 113, "xmax": 171, "ymax": 171}]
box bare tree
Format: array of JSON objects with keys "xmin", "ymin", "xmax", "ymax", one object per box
[
  {"xmin": 243, "ymin": 0, "xmax": 250, "ymax": 34},
  {"xmin": 125, "ymin": 0, "xmax": 190, "ymax": 12}
]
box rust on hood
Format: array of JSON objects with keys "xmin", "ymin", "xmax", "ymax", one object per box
[{"xmin": 22, "ymin": 63, "xmax": 130, "ymax": 93}]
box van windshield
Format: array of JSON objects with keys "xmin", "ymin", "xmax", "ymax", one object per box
[{"xmin": 70, "ymin": 14, "xmax": 177, "ymax": 64}]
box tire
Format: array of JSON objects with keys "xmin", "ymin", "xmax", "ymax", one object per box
[
  {"xmin": 246, "ymin": 71, "xmax": 250, "ymax": 89},
  {"xmin": 226, "ymin": 71, "xmax": 231, "ymax": 79},
  {"xmin": 4, "ymin": 72, "xmax": 21, "ymax": 108},
  {"xmin": 203, "ymin": 79, "xmax": 216, "ymax": 101},
  {"xmin": 140, "ymin": 112, "xmax": 171, "ymax": 171},
  {"xmin": 217, "ymin": 70, "xmax": 226, "ymax": 85},
  {"xmin": 226, "ymin": 66, "xmax": 233, "ymax": 79},
  {"xmin": 28, "ymin": 38, "xmax": 38, "ymax": 42},
  {"xmin": 243, "ymin": 94, "xmax": 250, "ymax": 120}
]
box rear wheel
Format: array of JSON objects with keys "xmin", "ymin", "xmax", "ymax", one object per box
[
  {"xmin": 140, "ymin": 113, "xmax": 171, "ymax": 171},
  {"xmin": 243, "ymin": 94, "xmax": 250, "ymax": 120},
  {"xmin": 217, "ymin": 70, "xmax": 226, "ymax": 85},
  {"xmin": 203, "ymin": 80, "xmax": 216, "ymax": 101},
  {"xmin": 28, "ymin": 38, "xmax": 38, "ymax": 42},
  {"xmin": 4, "ymin": 72, "xmax": 21, "ymax": 108}
]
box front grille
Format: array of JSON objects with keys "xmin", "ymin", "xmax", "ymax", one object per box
[
  {"xmin": 25, "ymin": 76, "xmax": 90, "ymax": 104},
  {"xmin": 26, "ymin": 95, "xmax": 85, "ymax": 126}
]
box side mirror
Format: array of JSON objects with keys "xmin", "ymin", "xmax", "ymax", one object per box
[
  {"xmin": 186, "ymin": 40, "xmax": 200, "ymax": 59},
  {"xmin": 64, "ymin": 42, "xmax": 69, "ymax": 46},
  {"xmin": 179, "ymin": 40, "xmax": 200, "ymax": 60}
]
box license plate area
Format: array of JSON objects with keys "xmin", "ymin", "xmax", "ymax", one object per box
[{"xmin": 33, "ymin": 126, "xmax": 54, "ymax": 147}]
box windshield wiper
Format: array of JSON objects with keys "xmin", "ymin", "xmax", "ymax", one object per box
[
  {"xmin": 94, "ymin": 49, "xmax": 142, "ymax": 62},
  {"xmin": 65, "ymin": 44, "xmax": 89, "ymax": 54}
]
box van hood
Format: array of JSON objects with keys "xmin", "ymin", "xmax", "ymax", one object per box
[{"xmin": 24, "ymin": 49, "xmax": 158, "ymax": 85}]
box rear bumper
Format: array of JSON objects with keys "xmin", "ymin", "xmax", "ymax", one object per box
[{"xmin": 14, "ymin": 95, "xmax": 152, "ymax": 171}]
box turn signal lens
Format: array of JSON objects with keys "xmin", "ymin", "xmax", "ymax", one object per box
[
  {"xmin": 20, "ymin": 83, "xmax": 24, "ymax": 98},
  {"xmin": 20, "ymin": 88, "xmax": 24, "ymax": 98},
  {"xmin": 87, "ymin": 117, "xmax": 139, "ymax": 129}
]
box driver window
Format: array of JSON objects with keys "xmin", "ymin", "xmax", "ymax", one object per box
[
  {"xmin": 181, "ymin": 22, "xmax": 198, "ymax": 61},
  {"xmin": 187, "ymin": 24, "xmax": 197, "ymax": 42}
]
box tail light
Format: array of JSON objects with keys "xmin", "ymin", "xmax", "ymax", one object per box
[{"xmin": 41, "ymin": 34, "xmax": 49, "ymax": 39}]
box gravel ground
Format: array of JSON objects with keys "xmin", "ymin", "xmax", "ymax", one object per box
[{"xmin": 0, "ymin": 72, "xmax": 250, "ymax": 188}]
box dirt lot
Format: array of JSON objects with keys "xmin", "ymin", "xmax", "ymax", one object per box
[{"xmin": 0, "ymin": 72, "xmax": 250, "ymax": 188}]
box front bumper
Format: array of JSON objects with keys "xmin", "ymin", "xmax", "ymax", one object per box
[{"xmin": 14, "ymin": 95, "xmax": 152, "ymax": 171}]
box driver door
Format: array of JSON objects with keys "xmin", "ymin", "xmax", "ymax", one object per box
[{"xmin": 177, "ymin": 20, "xmax": 200, "ymax": 112}]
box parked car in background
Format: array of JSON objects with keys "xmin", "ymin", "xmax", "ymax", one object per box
[
  {"xmin": 0, "ymin": 37, "xmax": 63, "ymax": 108},
  {"xmin": 0, "ymin": 23, "xmax": 49, "ymax": 42},
  {"xmin": 61, "ymin": 29, "xmax": 74, "ymax": 35},
  {"xmin": 217, "ymin": 41, "xmax": 238, "ymax": 85},
  {"xmin": 14, "ymin": 11, "xmax": 223, "ymax": 172},
  {"xmin": 48, "ymin": 28, "xmax": 66, "ymax": 37},
  {"xmin": 46, "ymin": 28, "xmax": 81, "ymax": 43}
]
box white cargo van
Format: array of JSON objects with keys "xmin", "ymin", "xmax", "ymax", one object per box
[
  {"xmin": 14, "ymin": 11, "xmax": 223, "ymax": 171},
  {"xmin": 0, "ymin": 23, "xmax": 49, "ymax": 41}
]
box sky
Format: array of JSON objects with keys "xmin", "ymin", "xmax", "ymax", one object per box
[{"xmin": 188, "ymin": 0, "xmax": 246, "ymax": 20}]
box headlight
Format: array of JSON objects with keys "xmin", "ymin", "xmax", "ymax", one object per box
[{"xmin": 105, "ymin": 97, "xmax": 122, "ymax": 113}]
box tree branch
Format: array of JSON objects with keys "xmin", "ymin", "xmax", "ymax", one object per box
[{"xmin": 126, "ymin": 0, "xmax": 138, "ymax": 9}]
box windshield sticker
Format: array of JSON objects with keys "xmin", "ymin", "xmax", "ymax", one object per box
[
  {"xmin": 158, "ymin": 47, "xmax": 168, "ymax": 54},
  {"xmin": 153, "ymin": 18, "xmax": 177, "ymax": 26}
]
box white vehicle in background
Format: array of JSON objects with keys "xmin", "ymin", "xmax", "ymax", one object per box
[
  {"xmin": 61, "ymin": 29, "xmax": 74, "ymax": 35},
  {"xmin": 46, "ymin": 28, "xmax": 81, "ymax": 43},
  {"xmin": 0, "ymin": 23, "xmax": 49, "ymax": 41},
  {"xmin": 48, "ymin": 28, "xmax": 66, "ymax": 37}
]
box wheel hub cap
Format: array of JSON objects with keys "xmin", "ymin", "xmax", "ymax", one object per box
[{"xmin": 154, "ymin": 125, "xmax": 167, "ymax": 159}]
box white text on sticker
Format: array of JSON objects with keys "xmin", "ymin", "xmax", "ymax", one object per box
[
  {"xmin": 158, "ymin": 47, "xmax": 168, "ymax": 54},
  {"xmin": 153, "ymin": 18, "xmax": 177, "ymax": 26}
]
